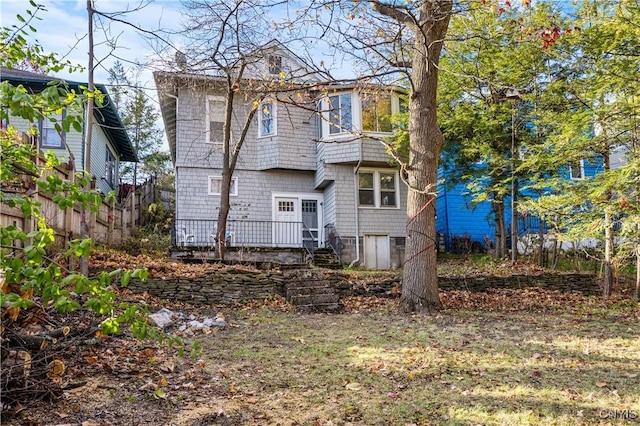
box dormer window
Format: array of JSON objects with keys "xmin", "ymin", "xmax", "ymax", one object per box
[{"xmin": 268, "ymin": 55, "xmax": 282, "ymax": 75}]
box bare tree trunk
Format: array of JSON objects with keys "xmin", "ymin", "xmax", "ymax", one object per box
[
  {"xmin": 603, "ymin": 213, "xmax": 614, "ymax": 296},
  {"xmin": 635, "ymin": 242, "xmax": 640, "ymax": 300},
  {"xmin": 493, "ymin": 197, "xmax": 506, "ymax": 259},
  {"xmin": 537, "ymin": 219, "xmax": 545, "ymax": 266},
  {"xmin": 80, "ymin": 0, "xmax": 95, "ymax": 276},
  {"xmin": 602, "ymin": 151, "xmax": 614, "ymax": 296},
  {"xmin": 389, "ymin": 0, "xmax": 451, "ymax": 312},
  {"xmin": 216, "ymin": 172, "xmax": 232, "ymax": 260}
]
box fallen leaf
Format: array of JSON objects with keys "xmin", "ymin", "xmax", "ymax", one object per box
[
  {"xmin": 595, "ymin": 382, "xmax": 608, "ymax": 388},
  {"xmin": 153, "ymin": 389, "xmax": 167, "ymax": 399}
]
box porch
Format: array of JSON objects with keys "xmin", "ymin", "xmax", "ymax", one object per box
[{"xmin": 171, "ymin": 219, "xmax": 343, "ymax": 266}]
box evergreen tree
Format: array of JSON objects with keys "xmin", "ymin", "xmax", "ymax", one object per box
[
  {"xmin": 107, "ymin": 61, "xmax": 165, "ymax": 186},
  {"xmin": 438, "ymin": 1, "xmax": 572, "ymax": 260},
  {"xmin": 521, "ymin": 0, "xmax": 640, "ymax": 295}
]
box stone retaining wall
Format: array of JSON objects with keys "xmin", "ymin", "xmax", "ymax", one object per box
[
  {"xmin": 126, "ymin": 268, "xmax": 600, "ymax": 305},
  {"xmin": 126, "ymin": 269, "xmax": 285, "ymax": 305}
]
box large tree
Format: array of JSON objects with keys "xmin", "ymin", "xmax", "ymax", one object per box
[
  {"xmin": 107, "ymin": 61, "xmax": 164, "ymax": 186},
  {"xmin": 295, "ymin": 0, "xmax": 453, "ymax": 311}
]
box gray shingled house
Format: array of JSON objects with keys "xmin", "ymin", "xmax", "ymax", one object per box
[{"xmin": 154, "ymin": 42, "xmax": 407, "ymax": 269}]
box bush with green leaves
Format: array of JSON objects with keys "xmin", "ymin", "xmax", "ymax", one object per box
[{"xmin": 0, "ymin": 2, "xmax": 158, "ymax": 338}]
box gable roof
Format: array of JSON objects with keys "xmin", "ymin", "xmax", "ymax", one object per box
[
  {"xmin": 1, "ymin": 67, "xmax": 137, "ymax": 162},
  {"xmin": 254, "ymin": 39, "xmax": 331, "ymax": 84}
]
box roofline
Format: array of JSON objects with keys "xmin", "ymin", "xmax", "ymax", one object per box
[{"xmin": 1, "ymin": 68, "xmax": 138, "ymax": 162}]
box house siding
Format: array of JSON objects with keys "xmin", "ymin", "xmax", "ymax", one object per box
[
  {"xmin": 5, "ymin": 105, "xmax": 122, "ymax": 196},
  {"xmin": 258, "ymin": 99, "xmax": 316, "ymax": 171},
  {"xmin": 436, "ymin": 181, "xmax": 495, "ymax": 251},
  {"xmin": 327, "ymin": 165, "xmax": 407, "ymax": 266},
  {"xmin": 89, "ymin": 124, "xmax": 119, "ymax": 195},
  {"xmin": 175, "ymin": 88, "xmax": 317, "ymax": 172},
  {"xmin": 176, "ymin": 168, "xmax": 318, "ymax": 221}
]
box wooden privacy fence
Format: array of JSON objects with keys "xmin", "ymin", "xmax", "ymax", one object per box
[{"xmin": 1, "ymin": 137, "xmax": 141, "ymax": 248}]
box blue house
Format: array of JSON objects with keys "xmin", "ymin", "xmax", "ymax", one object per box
[{"xmin": 435, "ymin": 157, "xmax": 604, "ymax": 253}]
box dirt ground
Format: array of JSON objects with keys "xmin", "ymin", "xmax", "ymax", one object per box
[{"xmin": 2, "ymin": 284, "xmax": 639, "ymax": 426}]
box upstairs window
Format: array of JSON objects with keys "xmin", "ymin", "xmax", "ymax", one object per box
[
  {"xmin": 259, "ymin": 99, "xmax": 276, "ymax": 137},
  {"xmin": 268, "ymin": 55, "xmax": 282, "ymax": 75},
  {"xmin": 206, "ymin": 96, "xmax": 225, "ymax": 144},
  {"xmin": 40, "ymin": 112, "xmax": 64, "ymax": 149},
  {"xmin": 569, "ymin": 159, "xmax": 584, "ymax": 180},
  {"xmin": 329, "ymin": 93, "xmax": 352, "ymax": 134},
  {"xmin": 358, "ymin": 169, "xmax": 398, "ymax": 208},
  {"xmin": 361, "ymin": 92, "xmax": 392, "ymax": 133}
]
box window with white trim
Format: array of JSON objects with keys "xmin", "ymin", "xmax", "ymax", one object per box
[
  {"xmin": 319, "ymin": 91, "xmax": 401, "ymax": 139},
  {"xmin": 358, "ymin": 170, "xmax": 398, "ymax": 208},
  {"xmin": 328, "ymin": 93, "xmax": 352, "ymax": 134},
  {"xmin": 206, "ymin": 96, "xmax": 225, "ymax": 144},
  {"xmin": 104, "ymin": 149, "xmax": 116, "ymax": 188},
  {"xmin": 209, "ymin": 176, "xmax": 238, "ymax": 196},
  {"xmin": 40, "ymin": 112, "xmax": 64, "ymax": 149},
  {"xmin": 258, "ymin": 99, "xmax": 276, "ymax": 137},
  {"xmin": 569, "ymin": 159, "xmax": 584, "ymax": 180}
]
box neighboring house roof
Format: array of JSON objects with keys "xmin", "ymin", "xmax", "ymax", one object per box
[{"xmin": 1, "ymin": 67, "xmax": 137, "ymax": 162}]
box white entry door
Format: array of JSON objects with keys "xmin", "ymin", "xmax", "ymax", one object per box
[
  {"xmin": 274, "ymin": 197, "xmax": 300, "ymax": 246},
  {"xmin": 364, "ymin": 234, "xmax": 391, "ymax": 270}
]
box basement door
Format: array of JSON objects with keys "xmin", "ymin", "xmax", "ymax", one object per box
[{"xmin": 364, "ymin": 234, "xmax": 391, "ymax": 270}]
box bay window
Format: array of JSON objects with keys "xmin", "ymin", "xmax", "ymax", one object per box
[
  {"xmin": 329, "ymin": 93, "xmax": 352, "ymax": 134},
  {"xmin": 361, "ymin": 93, "xmax": 392, "ymax": 133}
]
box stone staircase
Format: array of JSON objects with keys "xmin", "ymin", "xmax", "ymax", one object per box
[
  {"xmin": 283, "ymin": 269, "xmax": 343, "ymax": 313},
  {"xmin": 311, "ymin": 248, "xmax": 342, "ymax": 269}
]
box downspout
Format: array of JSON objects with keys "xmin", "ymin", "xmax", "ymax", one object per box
[
  {"xmin": 165, "ymin": 91, "xmax": 179, "ymax": 244},
  {"xmin": 349, "ymin": 139, "xmax": 363, "ymax": 268}
]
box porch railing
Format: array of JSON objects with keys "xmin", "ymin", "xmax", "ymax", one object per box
[
  {"xmin": 173, "ymin": 219, "xmax": 317, "ymax": 250},
  {"xmin": 324, "ymin": 223, "xmax": 344, "ymax": 262}
]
